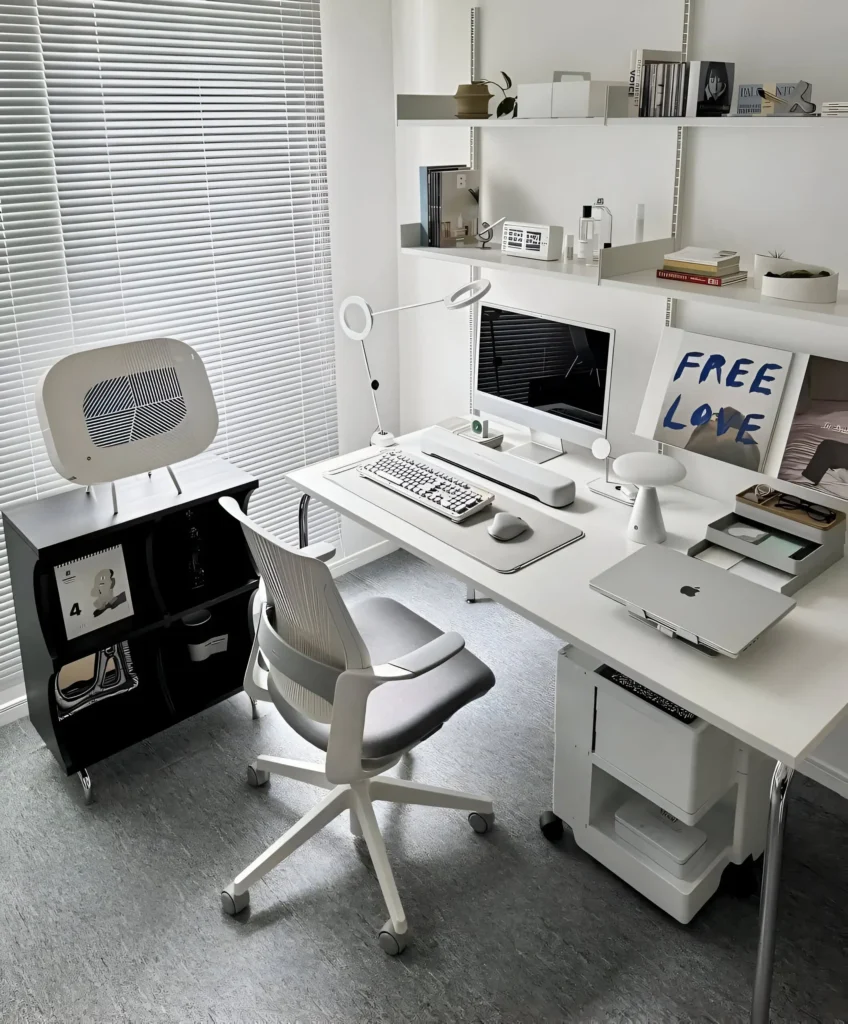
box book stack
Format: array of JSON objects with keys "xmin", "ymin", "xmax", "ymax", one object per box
[
  {"xmin": 822, "ymin": 101, "xmax": 848, "ymax": 117},
  {"xmin": 657, "ymin": 248, "xmax": 748, "ymax": 288},
  {"xmin": 630, "ymin": 51, "xmax": 735, "ymax": 118},
  {"xmin": 640, "ymin": 61, "xmax": 689, "ymax": 117}
]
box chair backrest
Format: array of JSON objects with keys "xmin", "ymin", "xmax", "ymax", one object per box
[{"xmin": 219, "ymin": 497, "xmax": 370, "ymax": 723}]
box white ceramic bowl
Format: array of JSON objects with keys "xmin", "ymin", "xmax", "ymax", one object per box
[{"xmin": 760, "ymin": 267, "xmax": 839, "ymax": 304}]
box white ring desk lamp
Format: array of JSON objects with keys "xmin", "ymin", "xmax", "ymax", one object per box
[{"xmin": 339, "ymin": 278, "xmax": 492, "ymax": 447}]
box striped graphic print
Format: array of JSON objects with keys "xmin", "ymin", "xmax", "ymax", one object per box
[{"xmin": 83, "ymin": 366, "xmax": 186, "ymax": 448}]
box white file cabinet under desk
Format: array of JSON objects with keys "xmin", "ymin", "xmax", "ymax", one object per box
[{"xmin": 553, "ymin": 645, "xmax": 775, "ymax": 924}]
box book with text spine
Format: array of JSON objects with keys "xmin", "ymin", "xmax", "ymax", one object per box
[
  {"xmin": 664, "ymin": 247, "xmax": 740, "ymax": 269},
  {"xmin": 664, "ymin": 261, "xmax": 740, "ymax": 276},
  {"xmin": 630, "ymin": 49, "xmax": 682, "ymax": 115},
  {"xmin": 657, "ymin": 269, "xmax": 748, "ymax": 287}
]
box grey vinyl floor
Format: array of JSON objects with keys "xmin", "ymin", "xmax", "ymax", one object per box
[{"xmin": 0, "ymin": 549, "xmax": 846, "ymax": 1024}]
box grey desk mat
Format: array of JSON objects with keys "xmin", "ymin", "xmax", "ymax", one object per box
[{"xmin": 327, "ymin": 462, "xmax": 583, "ymax": 573}]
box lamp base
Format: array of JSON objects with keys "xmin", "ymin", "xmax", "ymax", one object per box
[
  {"xmin": 627, "ymin": 486, "xmax": 667, "ymax": 545},
  {"xmin": 371, "ymin": 429, "xmax": 396, "ymax": 448}
]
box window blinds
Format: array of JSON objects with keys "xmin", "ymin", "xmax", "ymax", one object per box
[{"xmin": 0, "ymin": 0, "xmax": 339, "ymax": 686}]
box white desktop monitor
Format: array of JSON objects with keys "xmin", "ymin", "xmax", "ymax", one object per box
[{"xmin": 473, "ymin": 302, "xmax": 615, "ymax": 451}]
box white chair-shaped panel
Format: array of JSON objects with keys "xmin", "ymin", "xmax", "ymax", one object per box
[{"xmin": 219, "ymin": 497, "xmax": 496, "ymax": 955}]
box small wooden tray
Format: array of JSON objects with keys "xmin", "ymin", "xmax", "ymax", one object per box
[{"xmin": 736, "ymin": 487, "xmax": 845, "ymax": 532}]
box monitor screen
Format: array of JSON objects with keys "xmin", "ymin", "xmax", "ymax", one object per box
[{"xmin": 476, "ymin": 304, "xmax": 611, "ymax": 436}]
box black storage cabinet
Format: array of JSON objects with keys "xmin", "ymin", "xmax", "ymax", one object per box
[{"xmin": 1, "ymin": 457, "xmax": 259, "ymax": 785}]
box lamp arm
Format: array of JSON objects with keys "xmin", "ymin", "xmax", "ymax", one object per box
[
  {"xmin": 358, "ymin": 339, "xmax": 384, "ymax": 436},
  {"xmin": 371, "ymin": 296, "xmax": 444, "ymax": 319}
]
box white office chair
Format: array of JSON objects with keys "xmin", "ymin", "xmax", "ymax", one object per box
[{"xmin": 218, "ymin": 497, "xmax": 496, "ymax": 954}]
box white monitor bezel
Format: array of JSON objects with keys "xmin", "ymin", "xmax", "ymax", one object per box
[{"xmin": 472, "ymin": 301, "xmax": 615, "ymax": 451}]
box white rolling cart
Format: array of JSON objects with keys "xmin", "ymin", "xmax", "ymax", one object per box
[{"xmin": 548, "ymin": 645, "xmax": 775, "ymax": 923}]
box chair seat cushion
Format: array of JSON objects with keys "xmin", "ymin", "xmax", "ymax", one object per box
[{"xmin": 269, "ymin": 596, "xmax": 495, "ymax": 760}]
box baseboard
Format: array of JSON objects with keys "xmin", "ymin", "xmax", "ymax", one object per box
[
  {"xmin": 330, "ymin": 538, "xmax": 398, "ymax": 578},
  {"xmin": 0, "ymin": 685, "xmax": 28, "ymax": 728}
]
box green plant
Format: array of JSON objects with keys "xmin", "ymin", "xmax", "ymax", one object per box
[
  {"xmin": 767, "ymin": 249, "xmax": 787, "ymax": 259},
  {"xmin": 474, "ymin": 72, "xmax": 518, "ymax": 118}
]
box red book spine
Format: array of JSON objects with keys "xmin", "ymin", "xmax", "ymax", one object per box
[{"xmin": 657, "ymin": 268, "xmax": 725, "ymax": 286}]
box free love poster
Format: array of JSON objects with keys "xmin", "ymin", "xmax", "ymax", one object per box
[{"xmin": 652, "ymin": 334, "xmax": 792, "ymax": 471}]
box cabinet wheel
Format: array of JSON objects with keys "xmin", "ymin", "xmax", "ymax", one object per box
[
  {"xmin": 247, "ymin": 764, "xmax": 270, "ymax": 788},
  {"xmin": 221, "ymin": 884, "xmax": 249, "ymax": 916},
  {"xmin": 540, "ymin": 810, "xmax": 565, "ymax": 842}
]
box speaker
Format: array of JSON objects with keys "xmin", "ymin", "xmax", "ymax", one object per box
[{"xmin": 36, "ymin": 338, "xmax": 218, "ymax": 485}]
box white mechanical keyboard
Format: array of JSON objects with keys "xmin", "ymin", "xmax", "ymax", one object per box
[{"xmin": 358, "ymin": 450, "xmax": 494, "ymax": 522}]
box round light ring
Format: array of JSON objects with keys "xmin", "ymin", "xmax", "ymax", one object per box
[
  {"xmin": 443, "ymin": 278, "xmax": 492, "ymax": 311},
  {"xmin": 339, "ymin": 295, "xmax": 374, "ymax": 342}
]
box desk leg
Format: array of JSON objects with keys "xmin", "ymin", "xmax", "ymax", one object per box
[
  {"xmin": 750, "ymin": 761, "xmax": 794, "ymax": 1024},
  {"xmin": 298, "ymin": 494, "xmax": 310, "ymax": 549}
]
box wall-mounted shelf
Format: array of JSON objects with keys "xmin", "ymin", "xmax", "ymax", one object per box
[
  {"xmin": 397, "ymin": 95, "xmax": 836, "ymax": 130},
  {"xmin": 400, "ymin": 244, "xmax": 599, "ymax": 285},
  {"xmin": 402, "ymin": 238, "xmax": 848, "ymax": 328}
]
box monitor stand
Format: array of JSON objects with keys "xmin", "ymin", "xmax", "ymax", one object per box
[{"xmin": 510, "ymin": 431, "xmax": 566, "ymax": 465}]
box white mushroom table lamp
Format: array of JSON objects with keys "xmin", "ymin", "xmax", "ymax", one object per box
[
  {"xmin": 612, "ymin": 451, "xmax": 686, "ymax": 545},
  {"xmin": 339, "ymin": 279, "xmax": 492, "ymax": 447}
]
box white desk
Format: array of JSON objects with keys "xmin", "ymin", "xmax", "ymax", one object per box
[{"xmin": 289, "ymin": 430, "xmax": 848, "ymax": 1024}]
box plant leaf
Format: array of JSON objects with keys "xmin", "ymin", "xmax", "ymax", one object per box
[
  {"xmin": 501, "ymin": 71, "xmax": 512, "ymax": 90},
  {"xmin": 497, "ymin": 96, "xmax": 515, "ymax": 118}
]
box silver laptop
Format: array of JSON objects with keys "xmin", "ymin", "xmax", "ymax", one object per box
[{"xmin": 590, "ymin": 545, "xmax": 796, "ymax": 658}]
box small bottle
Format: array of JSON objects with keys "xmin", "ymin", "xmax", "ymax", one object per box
[
  {"xmin": 576, "ymin": 205, "xmax": 594, "ymax": 261},
  {"xmin": 634, "ymin": 203, "xmax": 645, "ymax": 243},
  {"xmin": 564, "ymin": 233, "xmax": 574, "ymax": 261}
]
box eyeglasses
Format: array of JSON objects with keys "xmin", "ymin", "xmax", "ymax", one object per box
[{"xmin": 775, "ymin": 493, "xmax": 837, "ymax": 524}]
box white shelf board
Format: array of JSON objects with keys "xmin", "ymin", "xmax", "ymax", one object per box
[
  {"xmin": 603, "ymin": 269, "xmax": 848, "ymax": 326},
  {"xmin": 400, "ymin": 245, "xmax": 600, "ymax": 285},
  {"xmin": 399, "ymin": 116, "xmax": 831, "ymax": 129},
  {"xmin": 397, "ymin": 116, "xmax": 606, "ymax": 128}
]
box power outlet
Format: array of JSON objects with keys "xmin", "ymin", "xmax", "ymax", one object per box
[{"xmin": 457, "ymin": 173, "xmax": 467, "ymax": 189}]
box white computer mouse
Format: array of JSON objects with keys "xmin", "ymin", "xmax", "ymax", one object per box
[{"xmin": 488, "ymin": 512, "xmax": 529, "ymax": 542}]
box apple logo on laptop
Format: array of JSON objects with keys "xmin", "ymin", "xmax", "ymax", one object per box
[{"xmin": 680, "ymin": 585, "xmax": 701, "ymax": 597}]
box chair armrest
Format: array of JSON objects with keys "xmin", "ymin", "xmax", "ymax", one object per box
[
  {"xmin": 300, "ymin": 541, "xmax": 336, "ymax": 562},
  {"xmin": 372, "ymin": 631, "xmax": 465, "ymax": 681}
]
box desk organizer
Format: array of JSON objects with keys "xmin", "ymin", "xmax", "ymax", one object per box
[{"xmin": 689, "ymin": 487, "xmax": 845, "ymax": 595}]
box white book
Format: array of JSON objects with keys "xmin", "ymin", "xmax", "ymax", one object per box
[{"xmin": 664, "ymin": 246, "xmax": 740, "ymax": 268}]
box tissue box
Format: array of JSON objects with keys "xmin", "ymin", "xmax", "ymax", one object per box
[{"xmin": 517, "ymin": 80, "xmax": 629, "ymax": 119}]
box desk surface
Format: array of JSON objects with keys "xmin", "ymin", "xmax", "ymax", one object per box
[{"xmin": 290, "ymin": 433, "xmax": 848, "ymax": 768}]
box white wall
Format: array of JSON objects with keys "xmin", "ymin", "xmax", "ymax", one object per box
[
  {"xmin": 392, "ymin": 0, "xmax": 848, "ymax": 510},
  {"xmin": 322, "ymin": 0, "xmax": 400, "ymax": 559}
]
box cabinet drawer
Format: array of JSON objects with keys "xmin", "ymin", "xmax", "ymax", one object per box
[{"xmin": 594, "ymin": 683, "xmax": 736, "ymax": 817}]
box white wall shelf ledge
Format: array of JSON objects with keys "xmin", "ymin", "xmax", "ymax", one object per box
[{"xmin": 400, "ymin": 244, "xmax": 600, "ymax": 285}]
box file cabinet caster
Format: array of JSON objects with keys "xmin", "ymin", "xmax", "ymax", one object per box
[
  {"xmin": 221, "ymin": 885, "xmax": 249, "ymax": 915},
  {"xmin": 378, "ymin": 920, "xmax": 408, "ymax": 955},
  {"xmin": 540, "ymin": 810, "xmax": 566, "ymax": 842}
]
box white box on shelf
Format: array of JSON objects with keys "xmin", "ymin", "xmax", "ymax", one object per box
[
  {"xmin": 593, "ymin": 680, "xmax": 736, "ymax": 818},
  {"xmin": 615, "ymin": 795, "xmax": 708, "ymax": 878},
  {"xmin": 517, "ymin": 80, "xmax": 629, "ymax": 119}
]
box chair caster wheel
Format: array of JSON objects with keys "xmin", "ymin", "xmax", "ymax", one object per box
[
  {"xmin": 221, "ymin": 885, "xmax": 249, "ymax": 916},
  {"xmin": 247, "ymin": 764, "xmax": 270, "ymax": 788},
  {"xmin": 540, "ymin": 810, "xmax": 565, "ymax": 841},
  {"xmin": 468, "ymin": 810, "xmax": 495, "ymax": 834},
  {"xmin": 378, "ymin": 920, "xmax": 408, "ymax": 955}
]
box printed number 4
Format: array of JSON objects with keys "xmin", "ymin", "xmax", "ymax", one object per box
[{"xmin": 70, "ymin": 603, "xmax": 81, "ymax": 617}]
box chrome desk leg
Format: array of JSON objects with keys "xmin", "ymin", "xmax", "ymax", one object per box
[
  {"xmin": 750, "ymin": 761, "xmax": 794, "ymax": 1024},
  {"xmin": 78, "ymin": 768, "xmax": 94, "ymax": 806},
  {"xmin": 299, "ymin": 494, "xmax": 310, "ymax": 549},
  {"xmin": 250, "ymin": 697, "xmax": 259, "ymax": 720},
  {"xmin": 465, "ymin": 584, "xmax": 476, "ymax": 604}
]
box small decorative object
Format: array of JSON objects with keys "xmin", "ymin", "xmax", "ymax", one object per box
[
  {"xmin": 454, "ymin": 82, "xmax": 493, "ymax": 119},
  {"xmin": 54, "ymin": 642, "xmax": 138, "ymax": 721},
  {"xmin": 613, "ymin": 452, "xmax": 686, "ymax": 545},
  {"xmin": 761, "ymin": 265, "xmax": 839, "ymax": 304},
  {"xmin": 734, "ymin": 81, "xmax": 815, "ymax": 117},
  {"xmin": 469, "ymin": 72, "xmax": 517, "ymax": 118},
  {"xmin": 753, "ymin": 250, "xmax": 799, "ymax": 286},
  {"xmin": 475, "ymin": 215, "xmax": 507, "ymax": 250},
  {"xmin": 54, "ymin": 545, "xmax": 134, "ymax": 639}
]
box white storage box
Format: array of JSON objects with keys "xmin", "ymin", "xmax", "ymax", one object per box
[
  {"xmin": 615, "ymin": 795, "xmax": 708, "ymax": 878},
  {"xmin": 594, "ymin": 677, "xmax": 736, "ymax": 817},
  {"xmin": 517, "ymin": 80, "xmax": 629, "ymax": 119}
]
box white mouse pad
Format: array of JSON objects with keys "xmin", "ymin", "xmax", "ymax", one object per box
[{"xmin": 327, "ymin": 461, "xmax": 583, "ymax": 573}]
